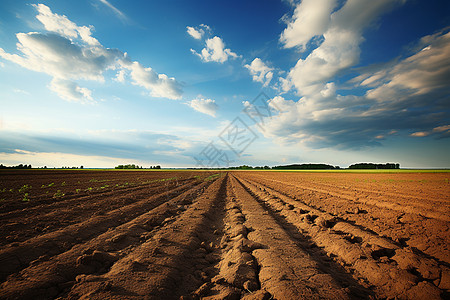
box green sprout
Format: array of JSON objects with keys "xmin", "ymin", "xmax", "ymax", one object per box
[
  {"xmin": 22, "ymin": 193, "xmax": 30, "ymax": 202},
  {"xmin": 19, "ymin": 184, "xmax": 31, "ymax": 193},
  {"xmin": 53, "ymin": 190, "xmax": 65, "ymax": 198}
]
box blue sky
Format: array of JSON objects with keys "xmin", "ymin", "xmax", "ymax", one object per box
[{"xmin": 0, "ymin": 0, "xmax": 449, "ymax": 168}]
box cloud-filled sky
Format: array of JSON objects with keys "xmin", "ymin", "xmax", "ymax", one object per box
[{"xmin": 0, "ymin": 0, "xmax": 449, "ymax": 168}]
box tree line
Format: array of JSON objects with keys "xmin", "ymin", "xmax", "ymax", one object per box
[
  {"xmin": 348, "ymin": 163, "xmax": 400, "ymax": 169},
  {"xmin": 115, "ymin": 164, "xmax": 161, "ymax": 169},
  {"xmin": 0, "ymin": 164, "xmax": 32, "ymax": 169}
]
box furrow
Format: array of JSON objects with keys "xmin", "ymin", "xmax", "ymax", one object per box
[
  {"xmin": 229, "ymin": 174, "xmax": 361, "ymax": 300},
  {"xmin": 64, "ymin": 175, "xmax": 229, "ymax": 299},
  {"xmin": 0, "ymin": 179, "xmax": 213, "ymax": 299},
  {"xmin": 236, "ymin": 174, "xmax": 447, "ymax": 299},
  {"xmin": 0, "ymin": 179, "xmax": 199, "ymax": 282},
  {"xmin": 0, "ymin": 179, "xmax": 193, "ymax": 248}
]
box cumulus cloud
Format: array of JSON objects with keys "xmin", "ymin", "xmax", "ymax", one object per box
[
  {"xmin": 245, "ymin": 58, "xmax": 274, "ymax": 87},
  {"xmin": 280, "ymin": 0, "xmax": 336, "ymax": 50},
  {"xmin": 191, "ymin": 35, "xmax": 238, "ymax": 63},
  {"xmin": 187, "ymin": 97, "xmax": 218, "ymax": 117},
  {"xmin": 282, "ymin": 0, "xmax": 406, "ymax": 95},
  {"xmin": 0, "ymin": 4, "xmax": 182, "ymax": 101},
  {"xmin": 260, "ymin": 30, "xmax": 450, "ymax": 149},
  {"xmin": 34, "ymin": 4, "xmax": 100, "ymax": 46},
  {"xmin": 123, "ymin": 61, "xmax": 182, "ymax": 99},
  {"xmin": 186, "ymin": 24, "xmax": 210, "ymax": 40},
  {"xmin": 254, "ymin": 0, "xmax": 450, "ymax": 149},
  {"xmin": 187, "ymin": 26, "xmax": 203, "ymax": 40}
]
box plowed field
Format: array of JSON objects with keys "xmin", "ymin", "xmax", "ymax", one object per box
[{"xmin": 0, "ymin": 170, "xmax": 449, "ymax": 299}]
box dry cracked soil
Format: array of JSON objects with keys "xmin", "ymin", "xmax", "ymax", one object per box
[{"xmin": 0, "ymin": 170, "xmax": 449, "ymax": 299}]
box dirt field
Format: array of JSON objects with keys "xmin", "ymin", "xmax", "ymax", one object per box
[{"xmin": 0, "ymin": 170, "xmax": 448, "ymax": 299}]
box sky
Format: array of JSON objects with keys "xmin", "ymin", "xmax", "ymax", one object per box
[{"xmin": 0, "ymin": 0, "xmax": 449, "ymax": 168}]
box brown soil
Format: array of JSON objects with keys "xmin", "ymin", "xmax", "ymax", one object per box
[{"xmin": 0, "ymin": 170, "xmax": 448, "ymax": 299}]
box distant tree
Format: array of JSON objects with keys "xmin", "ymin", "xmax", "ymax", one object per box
[
  {"xmin": 155, "ymin": 165, "xmax": 161, "ymax": 169},
  {"xmin": 349, "ymin": 163, "xmax": 400, "ymax": 169},
  {"xmin": 80, "ymin": 166, "xmax": 83, "ymax": 169},
  {"xmin": 272, "ymin": 164, "xmax": 336, "ymax": 170}
]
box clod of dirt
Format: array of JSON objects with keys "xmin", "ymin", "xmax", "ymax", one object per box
[
  {"xmin": 238, "ymin": 238, "xmax": 265, "ymax": 252},
  {"xmin": 370, "ymin": 245, "xmax": 395, "ymax": 260},
  {"xmin": 219, "ymin": 247, "xmax": 259, "ymax": 290},
  {"xmin": 304, "ymin": 214, "xmax": 318, "ymax": 223},
  {"xmin": 315, "ymin": 216, "xmax": 336, "ymax": 228},
  {"xmin": 438, "ymin": 266, "xmax": 450, "ymax": 290},
  {"xmin": 193, "ymin": 282, "xmax": 212, "ymax": 297},
  {"xmin": 232, "ymin": 224, "xmax": 248, "ymax": 237},
  {"xmin": 241, "ymin": 289, "xmax": 272, "ymax": 300},
  {"xmin": 76, "ymin": 250, "xmax": 117, "ymax": 268},
  {"xmin": 406, "ymin": 281, "xmax": 442, "ymax": 299}
]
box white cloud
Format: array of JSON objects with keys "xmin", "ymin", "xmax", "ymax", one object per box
[
  {"xmin": 364, "ymin": 30, "xmax": 450, "ymax": 101},
  {"xmin": 98, "ymin": 0, "xmax": 127, "ymax": 21},
  {"xmin": 0, "ymin": 149, "xmax": 128, "ymax": 168},
  {"xmin": 187, "ymin": 97, "xmax": 218, "ymax": 117},
  {"xmin": 0, "ymin": 4, "xmax": 182, "ymax": 101},
  {"xmin": 245, "ymin": 58, "xmax": 274, "ymax": 87},
  {"xmin": 114, "ymin": 69, "xmax": 126, "ymax": 82},
  {"xmin": 283, "ymin": 0, "xmax": 406, "ymax": 96},
  {"xmin": 280, "ymin": 0, "xmax": 337, "ymax": 50},
  {"xmin": 191, "ymin": 36, "xmax": 238, "ymax": 63},
  {"xmin": 34, "ymin": 3, "xmax": 100, "ymax": 46},
  {"xmin": 49, "ymin": 78, "xmax": 94, "ymax": 103},
  {"xmin": 187, "ymin": 26, "xmax": 204, "ymax": 40},
  {"xmin": 260, "ymin": 29, "xmax": 450, "ymax": 148},
  {"xmin": 186, "ymin": 24, "xmax": 211, "ymax": 40},
  {"xmin": 124, "ymin": 61, "xmax": 182, "ymax": 99},
  {"xmin": 410, "ymin": 131, "xmax": 430, "ymax": 137},
  {"xmin": 433, "ymin": 125, "xmax": 450, "ymax": 132}
]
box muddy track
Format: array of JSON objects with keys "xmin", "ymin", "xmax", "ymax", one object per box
[{"xmin": 0, "ymin": 171, "xmax": 448, "ymax": 299}]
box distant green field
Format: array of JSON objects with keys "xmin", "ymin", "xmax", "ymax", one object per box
[
  {"xmin": 224, "ymin": 169, "xmax": 450, "ymax": 173},
  {"xmin": 7, "ymin": 168, "xmax": 447, "ymax": 173}
]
